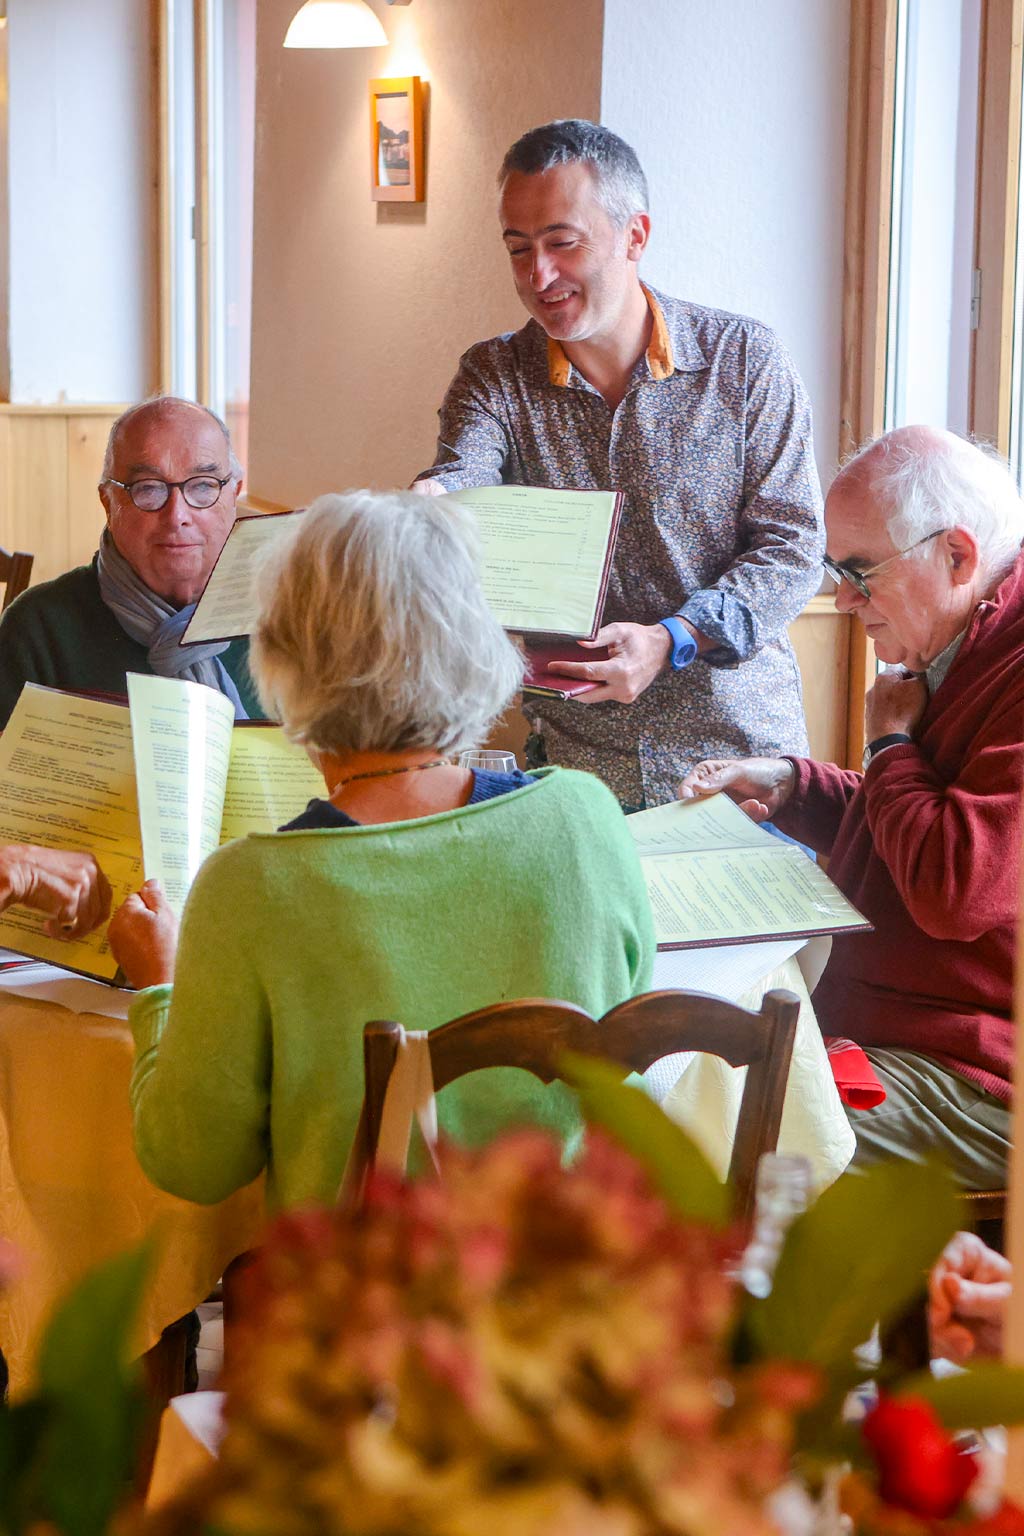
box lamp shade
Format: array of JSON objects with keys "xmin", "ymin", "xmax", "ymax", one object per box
[{"xmin": 284, "ymin": 0, "xmax": 387, "ymax": 48}]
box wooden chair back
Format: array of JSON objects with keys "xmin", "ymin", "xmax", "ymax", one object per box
[
  {"xmin": 960, "ymin": 1188, "xmax": 1006, "ymax": 1253},
  {"xmin": 357, "ymin": 987, "xmax": 800, "ymax": 1225},
  {"xmin": 961, "ymin": 1189, "xmax": 1007, "ymax": 1220},
  {"xmin": 0, "ymin": 548, "xmax": 33, "ymax": 612}
]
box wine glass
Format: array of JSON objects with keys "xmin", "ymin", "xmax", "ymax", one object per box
[{"xmin": 458, "ymin": 750, "xmax": 517, "ymax": 773}]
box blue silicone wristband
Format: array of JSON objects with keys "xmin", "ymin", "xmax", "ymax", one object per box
[{"xmin": 659, "ymin": 615, "xmax": 698, "ymax": 671}]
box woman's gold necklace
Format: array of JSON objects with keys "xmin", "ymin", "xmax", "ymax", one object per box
[{"xmin": 328, "ymin": 759, "xmax": 449, "ymax": 792}]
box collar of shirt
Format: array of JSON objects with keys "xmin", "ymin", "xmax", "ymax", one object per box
[
  {"xmin": 545, "ymin": 284, "xmax": 708, "ymax": 389},
  {"xmin": 925, "ymin": 626, "xmax": 968, "ymax": 694}
]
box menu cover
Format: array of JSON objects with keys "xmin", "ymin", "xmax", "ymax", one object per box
[{"xmin": 521, "ymin": 643, "xmax": 609, "ymax": 699}]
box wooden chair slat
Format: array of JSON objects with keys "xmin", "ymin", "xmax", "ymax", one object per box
[{"xmin": 0, "ymin": 548, "xmax": 34, "ymax": 611}]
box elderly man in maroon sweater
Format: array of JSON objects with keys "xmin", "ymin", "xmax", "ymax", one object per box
[{"xmin": 679, "ymin": 426, "xmax": 1024, "ymax": 1188}]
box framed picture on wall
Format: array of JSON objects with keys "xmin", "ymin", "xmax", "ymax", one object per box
[{"xmin": 369, "ymin": 76, "xmax": 424, "ymax": 202}]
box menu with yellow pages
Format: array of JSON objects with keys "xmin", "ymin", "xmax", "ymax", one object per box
[
  {"xmin": 0, "ymin": 677, "xmax": 323, "ymax": 982},
  {"xmin": 181, "ymin": 485, "xmax": 623, "ymax": 646},
  {"xmin": 627, "ymin": 794, "xmax": 871, "ymax": 950},
  {"xmin": 444, "ymin": 485, "xmax": 622, "ymax": 639}
]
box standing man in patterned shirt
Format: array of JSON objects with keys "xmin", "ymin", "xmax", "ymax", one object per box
[{"xmin": 412, "ymin": 120, "xmax": 824, "ymax": 809}]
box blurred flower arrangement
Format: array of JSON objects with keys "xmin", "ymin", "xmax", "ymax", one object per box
[
  {"xmin": 7, "ymin": 1058, "xmax": 1024, "ymax": 1536},
  {"xmin": 178, "ymin": 1130, "xmax": 812, "ymax": 1536},
  {"xmin": 139, "ymin": 1057, "xmax": 1024, "ymax": 1536}
]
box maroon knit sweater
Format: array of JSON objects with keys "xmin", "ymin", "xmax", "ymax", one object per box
[{"xmin": 775, "ymin": 554, "xmax": 1024, "ymax": 1103}]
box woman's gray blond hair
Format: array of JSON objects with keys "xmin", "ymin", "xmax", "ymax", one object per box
[{"xmin": 250, "ymin": 490, "xmax": 525, "ymax": 757}]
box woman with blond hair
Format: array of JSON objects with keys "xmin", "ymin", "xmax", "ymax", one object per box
[{"xmin": 110, "ymin": 490, "xmax": 653, "ymax": 1208}]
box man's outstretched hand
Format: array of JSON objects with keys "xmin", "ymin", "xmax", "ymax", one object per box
[{"xmin": 677, "ymin": 757, "xmax": 797, "ymax": 823}]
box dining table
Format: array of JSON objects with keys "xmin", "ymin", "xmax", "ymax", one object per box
[
  {"xmin": 649, "ymin": 938, "xmax": 856, "ymax": 1192},
  {"xmin": 0, "ymin": 982, "xmax": 264, "ymax": 1396},
  {"xmin": 0, "ymin": 927, "xmax": 854, "ymax": 1406}
]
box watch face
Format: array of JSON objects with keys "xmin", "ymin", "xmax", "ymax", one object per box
[{"xmin": 861, "ymin": 747, "xmax": 872, "ymax": 773}]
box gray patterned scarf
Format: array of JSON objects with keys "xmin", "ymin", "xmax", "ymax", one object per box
[{"xmin": 96, "ymin": 528, "xmax": 248, "ymax": 718}]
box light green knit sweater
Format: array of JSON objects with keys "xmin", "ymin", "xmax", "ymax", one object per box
[{"xmin": 129, "ymin": 768, "xmax": 655, "ymax": 1209}]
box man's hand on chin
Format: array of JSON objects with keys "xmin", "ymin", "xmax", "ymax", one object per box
[
  {"xmin": 864, "ymin": 666, "xmax": 928, "ymax": 741},
  {"xmin": 546, "ymin": 621, "xmax": 673, "ymax": 704}
]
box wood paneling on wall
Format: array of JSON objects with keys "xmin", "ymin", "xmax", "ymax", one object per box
[
  {"xmin": 0, "ymin": 405, "xmax": 122, "ymax": 587},
  {"xmin": 789, "ymin": 597, "xmax": 852, "ymax": 767}
]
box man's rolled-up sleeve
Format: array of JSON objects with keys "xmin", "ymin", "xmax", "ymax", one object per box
[
  {"xmin": 414, "ymin": 349, "xmax": 510, "ymax": 491},
  {"xmin": 681, "ymin": 329, "xmax": 825, "ymax": 665}
]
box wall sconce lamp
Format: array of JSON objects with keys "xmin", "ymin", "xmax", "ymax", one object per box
[{"xmin": 284, "ymin": 0, "xmax": 411, "ymax": 50}]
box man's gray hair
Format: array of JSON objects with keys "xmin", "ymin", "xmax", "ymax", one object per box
[
  {"xmin": 499, "ymin": 120, "xmax": 649, "ymax": 228},
  {"xmin": 101, "ymin": 395, "xmax": 243, "ymax": 482},
  {"xmin": 250, "ymin": 490, "xmax": 525, "ymax": 757},
  {"xmin": 841, "ymin": 428, "xmax": 1024, "ymax": 587}
]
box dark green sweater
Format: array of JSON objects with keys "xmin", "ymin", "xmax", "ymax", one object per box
[{"xmin": 0, "ymin": 558, "xmax": 263, "ymax": 725}]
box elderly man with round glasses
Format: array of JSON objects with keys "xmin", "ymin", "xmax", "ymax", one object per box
[
  {"xmin": 0, "ymin": 396, "xmax": 262, "ymax": 725},
  {"xmin": 679, "ymin": 426, "xmax": 1024, "ymax": 1187}
]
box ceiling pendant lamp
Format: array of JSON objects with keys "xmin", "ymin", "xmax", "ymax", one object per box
[{"xmin": 284, "ymin": 0, "xmax": 388, "ymax": 49}]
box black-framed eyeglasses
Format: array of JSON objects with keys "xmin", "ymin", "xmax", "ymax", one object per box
[
  {"xmin": 102, "ymin": 474, "xmax": 232, "ymax": 512},
  {"xmin": 822, "ymin": 528, "xmax": 947, "ymax": 600}
]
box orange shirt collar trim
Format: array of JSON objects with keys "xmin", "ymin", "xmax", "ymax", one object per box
[{"xmin": 545, "ymin": 283, "xmax": 675, "ymax": 387}]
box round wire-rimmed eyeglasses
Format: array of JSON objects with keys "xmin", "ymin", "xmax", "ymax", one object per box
[
  {"xmin": 822, "ymin": 528, "xmax": 947, "ymax": 600},
  {"xmin": 101, "ymin": 473, "xmax": 232, "ymax": 512}
]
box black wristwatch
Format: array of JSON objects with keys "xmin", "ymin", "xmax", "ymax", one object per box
[{"xmin": 861, "ymin": 733, "xmax": 913, "ymax": 772}]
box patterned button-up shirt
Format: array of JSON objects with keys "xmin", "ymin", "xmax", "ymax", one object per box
[{"xmin": 419, "ymin": 286, "xmax": 825, "ymax": 806}]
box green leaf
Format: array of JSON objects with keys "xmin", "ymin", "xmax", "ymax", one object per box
[
  {"xmin": 0, "ymin": 1399, "xmax": 52, "ymax": 1535},
  {"xmin": 563, "ymin": 1052, "xmax": 731, "ymax": 1228},
  {"xmin": 794, "ymin": 1419, "xmax": 867, "ymax": 1480},
  {"xmin": 746, "ymin": 1159, "xmax": 959, "ymax": 1371},
  {"xmin": 34, "ymin": 1241, "xmax": 154, "ymax": 1536},
  {"xmin": 894, "ymin": 1363, "xmax": 1024, "ymax": 1431},
  {"xmin": 37, "ymin": 1239, "xmax": 153, "ymax": 1397}
]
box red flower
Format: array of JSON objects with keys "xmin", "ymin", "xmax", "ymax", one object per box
[
  {"xmin": 862, "ymin": 1394, "xmax": 978, "ymax": 1520},
  {"xmin": 965, "ymin": 1501, "xmax": 1024, "ymax": 1536}
]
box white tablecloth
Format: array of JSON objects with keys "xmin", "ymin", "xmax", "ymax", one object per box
[{"xmin": 656, "ymin": 945, "xmax": 856, "ymax": 1192}]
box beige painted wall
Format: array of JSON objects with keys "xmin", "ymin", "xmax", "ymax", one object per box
[
  {"xmin": 248, "ymin": 5, "xmax": 854, "ymax": 771},
  {"xmin": 248, "ymin": 0, "xmax": 604, "ymax": 505}
]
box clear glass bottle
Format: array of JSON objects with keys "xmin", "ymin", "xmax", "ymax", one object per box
[{"xmin": 740, "ymin": 1152, "xmax": 812, "ymax": 1299}]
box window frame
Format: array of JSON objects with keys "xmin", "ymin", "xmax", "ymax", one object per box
[
  {"xmin": 839, "ymin": 0, "xmax": 900, "ymax": 766},
  {"xmin": 969, "ymin": 0, "xmax": 1023, "ymax": 454}
]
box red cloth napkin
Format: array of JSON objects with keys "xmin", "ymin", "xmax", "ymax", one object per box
[{"xmin": 825, "ymin": 1037, "xmax": 886, "ymax": 1110}]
